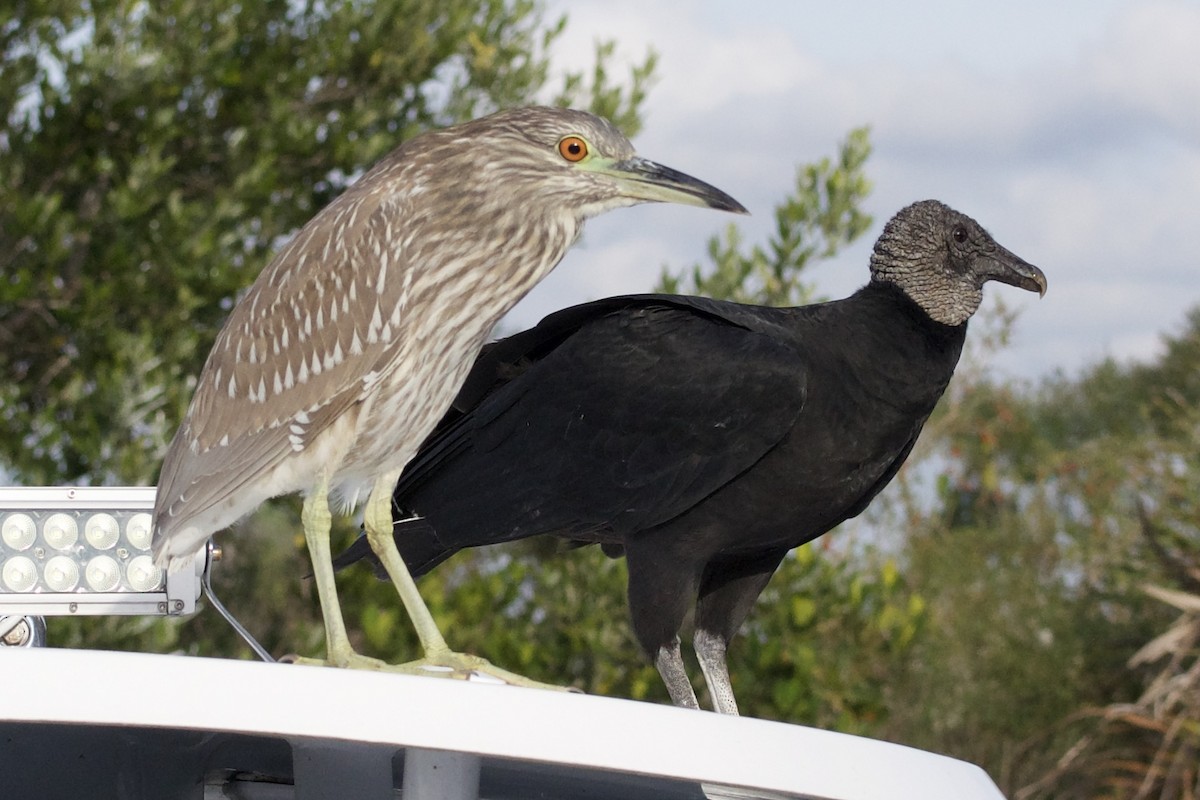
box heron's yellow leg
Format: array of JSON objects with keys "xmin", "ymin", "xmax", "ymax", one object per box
[
  {"xmin": 362, "ymin": 471, "xmax": 450, "ymax": 656},
  {"xmin": 300, "ymin": 470, "xmax": 389, "ymax": 669},
  {"xmin": 359, "ymin": 473, "xmax": 577, "ymax": 691},
  {"xmin": 289, "ymin": 472, "xmax": 574, "ymax": 690}
]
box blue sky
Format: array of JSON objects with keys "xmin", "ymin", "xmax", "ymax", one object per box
[{"xmin": 508, "ymin": 0, "xmax": 1200, "ymax": 381}]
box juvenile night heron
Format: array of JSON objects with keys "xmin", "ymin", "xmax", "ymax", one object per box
[{"xmin": 152, "ymin": 106, "xmax": 746, "ymax": 678}]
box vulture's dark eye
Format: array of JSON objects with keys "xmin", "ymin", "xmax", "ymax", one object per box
[{"xmin": 952, "ymin": 226, "xmax": 968, "ymax": 244}]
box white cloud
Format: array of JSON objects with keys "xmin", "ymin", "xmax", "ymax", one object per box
[
  {"xmin": 550, "ymin": 1, "xmax": 817, "ymax": 121},
  {"xmin": 1084, "ymin": 0, "xmax": 1200, "ymax": 141},
  {"xmin": 530, "ymin": 0, "xmax": 1200, "ymax": 380}
]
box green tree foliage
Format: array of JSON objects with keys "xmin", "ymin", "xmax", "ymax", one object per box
[
  {"xmin": 0, "ymin": 0, "xmax": 654, "ymax": 486},
  {"xmin": 729, "ymin": 545, "xmax": 924, "ymax": 729},
  {"xmin": 340, "ymin": 537, "xmax": 924, "ymax": 725},
  {"xmin": 1014, "ymin": 584, "xmax": 1200, "ymax": 800},
  {"xmin": 878, "ymin": 310, "xmax": 1200, "ymax": 796},
  {"xmin": 656, "ymin": 127, "xmax": 872, "ymax": 306},
  {"xmin": 6, "ymin": 60, "xmax": 919, "ymax": 732},
  {"xmin": 0, "ymin": 0, "xmax": 654, "ymax": 651},
  {"xmin": 21, "ymin": 9, "xmax": 1195, "ymax": 786}
]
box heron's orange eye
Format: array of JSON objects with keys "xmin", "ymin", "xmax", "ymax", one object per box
[{"xmin": 558, "ymin": 136, "xmax": 589, "ymax": 162}]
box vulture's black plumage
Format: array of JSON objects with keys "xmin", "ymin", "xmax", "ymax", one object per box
[{"xmin": 335, "ymin": 200, "xmax": 1047, "ymax": 713}]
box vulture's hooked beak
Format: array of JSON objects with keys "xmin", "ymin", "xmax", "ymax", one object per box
[{"xmin": 982, "ymin": 245, "xmax": 1048, "ymax": 297}]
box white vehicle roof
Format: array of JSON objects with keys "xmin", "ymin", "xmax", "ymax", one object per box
[{"xmin": 0, "ymin": 647, "xmax": 1004, "ymax": 799}]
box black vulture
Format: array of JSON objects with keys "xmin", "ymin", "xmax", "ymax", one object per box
[{"xmin": 335, "ymin": 199, "xmax": 1047, "ymax": 713}]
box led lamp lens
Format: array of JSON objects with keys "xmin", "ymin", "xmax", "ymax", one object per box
[
  {"xmin": 126, "ymin": 555, "xmax": 163, "ymax": 592},
  {"xmin": 2, "ymin": 513, "xmax": 36, "ymax": 551},
  {"xmin": 43, "ymin": 513, "xmax": 79, "ymax": 550},
  {"xmin": 3, "ymin": 556, "xmax": 38, "ymax": 592},
  {"xmin": 85, "ymin": 555, "xmax": 121, "ymax": 592},
  {"xmin": 2, "ymin": 511, "xmax": 174, "ymax": 594},
  {"xmin": 0, "ymin": 488, "xmax": 201, "ymax": 615},
  {"xmin": 44, "ymin": 555, "xmax": 80, "ymax": 591},
  {"xmin": 126, "ymin": 513, "xmax": 153, "ymax": 551},
  {"xmin": 85, "ymin": 513, "xmax": 120, "ymax": 549}
]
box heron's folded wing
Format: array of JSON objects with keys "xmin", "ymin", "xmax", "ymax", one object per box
[{"xmin": 155, "ymin": 186, "xmax": 418, "ymax": 536}]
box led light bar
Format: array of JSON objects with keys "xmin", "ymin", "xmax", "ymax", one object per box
[{"xmin": 0, "ymin": 487, "xmax": 204, "ymax": 616}]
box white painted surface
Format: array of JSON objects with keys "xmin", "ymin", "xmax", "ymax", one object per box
[{"xmin": 0, "ymin": 648, "xmax": 1004, "ymax": 799}]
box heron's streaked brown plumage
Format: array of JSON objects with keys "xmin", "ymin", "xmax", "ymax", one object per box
[{"xmin": 151, "ymin": 105, "xmax": 745, "ymax": 675}]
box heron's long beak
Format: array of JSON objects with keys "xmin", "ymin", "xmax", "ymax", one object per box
[
  {"xmin": 981, "ymin": 245, "xmax": 1048, "ymax": 297},
  {"xmin": 601, "ymin": 156, "xmax": 748, "ymax": 214}
]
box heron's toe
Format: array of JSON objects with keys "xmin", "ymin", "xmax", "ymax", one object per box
[
  {"xmin": 399, "ymin": 650, "xmax": 581, "ymax": 693},
  {"xmin": 279, "ymin": 651, "xmax": 394, "ymax": 671}
]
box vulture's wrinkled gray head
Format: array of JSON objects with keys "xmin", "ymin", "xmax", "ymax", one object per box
[{"xmin": 868, "ymin": 199, "xmax": 1047, "ymax": 326}]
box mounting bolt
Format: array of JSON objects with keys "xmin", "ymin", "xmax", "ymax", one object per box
[
  {"xmin": 2, "ymin": 618, "xmax": 31, "ymax": 646},
  {"xmin": 211, "ymin": 544, "xmax": 224, "ymax": 562},
  {"xmin": 1, "ymin": 616, "xmax": 46, "ymax": 647}
]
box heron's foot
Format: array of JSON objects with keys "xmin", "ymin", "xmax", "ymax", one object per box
[
  {"xmin": 280, "ymin": 650, "xmax": 397, "ymax": 671},
  {"xmin": 281, "ymin": 648, "xmax": 579, "ymax": 693},
  {"xmin": 396, "ymin": 648, "xmax": 580, "ymax": 692}
]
